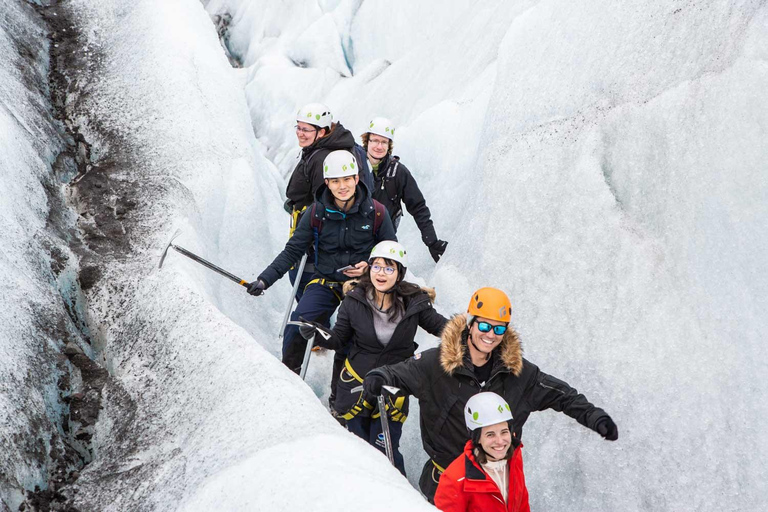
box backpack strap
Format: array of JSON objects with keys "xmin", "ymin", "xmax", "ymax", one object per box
[
  {"xmin": 301, "ymin": 149, "xmax": 323, "ymax": 182},
  {"xmin": 372, "ymin": 200, "xmax": 387, "ymax": 236},
  {"xmin": 310, "ymin": 203, "xmax": 323, "ymax": 266},
  {"xmin": 383, "ymin": 156, "xmax": 402, "ymax": 218}
]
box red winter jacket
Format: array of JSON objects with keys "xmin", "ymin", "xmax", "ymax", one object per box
[{"xmin": 434, "ymin": 440, "xmax": 530, "ymax": 512}]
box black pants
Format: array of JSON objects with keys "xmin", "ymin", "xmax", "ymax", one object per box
[{"xmin": 418, "ymin": 459, "xmax": 443, "ymax": 504}]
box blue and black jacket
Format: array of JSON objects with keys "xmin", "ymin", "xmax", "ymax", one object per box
[{"xmin": 258, "ymin": 181, "xmax": 396, "ymax": 287}]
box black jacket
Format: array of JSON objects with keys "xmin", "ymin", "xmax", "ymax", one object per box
[
  {"xmin": 354, "ymin": 146, "xmax": 437, "ymax": 246},
  {"xmin": 369, "ymin": 315, "xmax": 612, "ymax": 470},
  {"xmin": 286, "ymin": 123, "xmax": 360, "ymax": 211},
  {"xmin": 325, "ymin": 282, "xmax": 448, "ymax": 415},
  {"xmin": 258, "ymin": 182, "xmax": 396, "ymax": 287}
]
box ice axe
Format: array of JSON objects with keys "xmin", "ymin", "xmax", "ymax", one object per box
[
  {"xmin": 378, "ymin": 385, "xmax": 401, "ymax": 467},
  {"xmin": 286, "ymin": 319, "xmax": 331, "ymax": 381},
  {"xmin": 159, "ymin": 229, "xmax": 250, "ymax": 288},
  {"xmin": 278, "ymin": 253, "xmax": 308, "ymax": 338}
]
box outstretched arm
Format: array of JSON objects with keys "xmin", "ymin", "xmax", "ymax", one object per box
[
  {"xmin": 524, "ymin": 365, "xmax": 617, "ymax": 439},
  {"xmin": 399, "ymin": 168, "xmax": 438, "ymax": 246}
]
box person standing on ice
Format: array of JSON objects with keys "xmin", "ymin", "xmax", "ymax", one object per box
[
  {"xmin": 284, "ymin": 104, "xmax": 374, "ymax": 301},
  {"xmin": 433, "ymin": 392, "xmax": 530, "ymax": 512},
  {"xmin": 247, "ymin": 150, "xmax": 394, "ymax": 374},
  {"xmin": 298, "ymin": 241, "xmax": 448, "ymax": 475},
  {"xmin": 361, "ymin": 287, "xmax": 618, "ymax": 503},
  {"xmin": 354, "ymin": 117, "xmax": 448, "ymax": 263}
]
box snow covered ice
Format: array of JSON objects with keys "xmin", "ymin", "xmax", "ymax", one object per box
[{"xmin": 2, "ymin": 0, "xmax": 767, "ymax": 510}]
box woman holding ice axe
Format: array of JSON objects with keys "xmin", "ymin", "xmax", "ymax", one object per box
[{"xmin": 298, "ymin": 241, "xmax": 448, "ymax": 475}]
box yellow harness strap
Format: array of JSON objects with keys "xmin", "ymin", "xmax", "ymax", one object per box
[
  {"xmin": 289, "ymin": 206, "xmax": 307, "ymax": 239},
  {"xmin": 432, "ymin": 460, "xmax": 446, "ymax": 474},
  {"xmin": 306, "ymin": 278, "xmax": 343, "ymax": 301}
]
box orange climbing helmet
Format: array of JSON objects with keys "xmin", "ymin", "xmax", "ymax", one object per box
[{"xmin": 467, "ymin": 287, "xmax": 511, "ymax": 323}]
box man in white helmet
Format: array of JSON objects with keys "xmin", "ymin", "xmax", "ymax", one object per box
[
  {"xmin": 248, "ymin": 150, "xmax": 395, "ymax": 373},
  {"xmin": 354, "ymin": 117, "xmax": 448, "ymax": 262},
  {"xmin": 284, "ymin": 103, "xmax": 374, "ymax": 302}
]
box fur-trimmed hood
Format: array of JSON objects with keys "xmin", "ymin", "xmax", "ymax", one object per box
[
  {"xmin": 439, "ymin": 314, "xmax": 523, "ymax": 377},
  {"xmin": 342, "ymin": 279, "xmax": 436, "ymax": 302}
]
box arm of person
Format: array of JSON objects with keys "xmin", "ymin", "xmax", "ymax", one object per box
[
  {"xmin": 317, "ymin": 298, "xmax": 353, "ymax": 351},
  {"xmin": 418, "ymin": 306, "xmax": 450, "ymax": 337},
  {"xmin": 433, "ymin": 467, "xmax": 468, "ymax": 512},
  {"xmin": 399, "ymin": 167, "xmax": 438, "ymax": 246},
  {"xmin": 257, "ymin": 212, "xmax": 313, "ymax": 287},
  {"xmin": 523, "ymin": 363, "xmax": 612, "ymax": 433},
  {"xmin": 365, "ymin": 350, "xmax": 431, "ymax": 400}
]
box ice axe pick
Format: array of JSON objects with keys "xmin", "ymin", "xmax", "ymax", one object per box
[{"xmin": 159, "ymin": 229, "xmax": 250, "ymax": 288}]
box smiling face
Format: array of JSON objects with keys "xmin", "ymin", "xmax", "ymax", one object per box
[
  {"xmin": 366, "ymin": 134, "xmax": 391, "ymax": 161},
  {"xmin": 296, "ymin": 121, "xmax": 323, "ymax": 148},
  {"xmin": 325, "ymin": 175, "xmax": 358, "ymax": 202},
  {"xmin": 467, "ymin": 316, "xmax": 506, "ymax": 362},
  {"xmin": 369, "ymin": 257, "xmax": 398, "ymax": 292},
  {"xmin": 478, "ymin": 421, "xmax": 512, "ymax": 461}
]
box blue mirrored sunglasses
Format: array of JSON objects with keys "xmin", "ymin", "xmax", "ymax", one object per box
[{"xmin": 476, "ymin": 321, "xmax": 508, "ymax": 335}]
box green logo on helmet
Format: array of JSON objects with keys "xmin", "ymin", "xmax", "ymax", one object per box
[
  {"xmin": 472, "ymin": 411, "xmax": 479, "ymax": 421},
  {"xmin": 350, "ymin": 162, "xmax": 355, "ymax": 169},
  {"xmin": 315, "ymin": 114, "xmax": 321, "ymax": 121},
  {"xmin": 369, "ymin": 122, "xmax": 374, "ymax": 128},
  {"xmin": 497, "ymin": 405, "xmax": 504, "ymax": 413},
  {"xmin": 342, "ymin": 165, "xmax": 347, "ymax": 171}
]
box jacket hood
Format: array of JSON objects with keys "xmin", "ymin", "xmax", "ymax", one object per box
[
  {"xmin": 342, "ymin": 280, "xmax": 436, "ymax": 302},
  {"xmin": 303, "ymin": 121, "xmax": 355, "ymax": 154},
  {"xmin": 439, "ymin": 314, "xmax": 523, "ymax": 377}
]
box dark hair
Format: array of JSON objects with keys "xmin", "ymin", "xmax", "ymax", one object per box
[
  {"xmin": 357, "ymin": 257, "xmax": 420, "ymax": 321},
  {"xmin": 361, "ymin": 132, "xmax": 394, "ymax": 156},
  {"xmin": 471, "ymin": 421, "xmax": 514, "ymax": 464}
]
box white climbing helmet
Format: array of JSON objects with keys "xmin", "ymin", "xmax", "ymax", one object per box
[
  {"xmin": 297, "ymin": 103, "xmax": 333, "ymax": 129},
  {"xmin": 369, "ymin": 240, "xmax": 408, "ymax": 268},
  {"xmin": 323, "ymin": 150, "xmax": 358, "ymax": 179},
  {"xmin": 464, "ymin": 392, "xmax": 513, "ymax": 431},
  {"xmin": 366, "ymin": 117, "xmax": 395, "ymax": 141}
]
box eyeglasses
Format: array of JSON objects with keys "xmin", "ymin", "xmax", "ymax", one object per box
[
  {"xmin": 476, "ymin": 322, "xmax": 508, "ymax": 336},
  {"xmin": 295, "ymin": 125, "xmax": 317, "ymax": 134},
  {"xmin": 370, "ymin": 264, "xmax": 396, "ymax": 275},
  {"xmin": 368, "ymin": 138, "xmax": 389, "ymax": 146}
]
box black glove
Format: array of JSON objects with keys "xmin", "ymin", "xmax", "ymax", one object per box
[
  {"xmin": 283, "ymin": 199, "xmax": 294, "ymax": 214},
  {"xmin": 297, "ymin": 317, "xmax": 332, "ymax": 342},
  {"xmin": 362, "ymin": 372, "xmax": 387, "ymax": 404},
  {"xmin": 428, "ymin": 239, "xmax": 448, "ymax": 263},
  {"xmin": 596, "ymin": 416, "xmax": 618, "ymax": 441},
  {"xmin": 246, "ymin": 279, "xmax": 266, "ymax": 296}
]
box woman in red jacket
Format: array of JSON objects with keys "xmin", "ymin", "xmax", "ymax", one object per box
[{"xmin": 434, "ymin": 392, "xmax": 530, "ymax": 512}]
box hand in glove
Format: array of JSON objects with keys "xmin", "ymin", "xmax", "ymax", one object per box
[
  {"xmin": 596, "ymin": 416, "xmax": 618, "ymax": 441},
  {"xmin": 297, "ymin": 316, "xmax": 333, "ymax": 343},
  {"xmin": 428, "ymin": 239, "xmax": 448, "ymax": 263},
  {"xmin": 283, "ymin": 198, "xmax": 294, "ymax": 214},
  {"xmin": 362, "ymin": 372, "xmax": 387, "ymax": 404},
  {"xmin": 246, "ymin": 279, "xmax": 266, "ymax": 296}
]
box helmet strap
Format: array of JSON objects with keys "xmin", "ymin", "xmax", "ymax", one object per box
[{"xmin": 468, "ymin": 328, "xmax": 491, "ymax": 362}]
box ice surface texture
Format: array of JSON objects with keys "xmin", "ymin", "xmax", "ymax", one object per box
[{"xmin": 208, "ymin": 0, "xmax": 768, "ymax": 510}]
